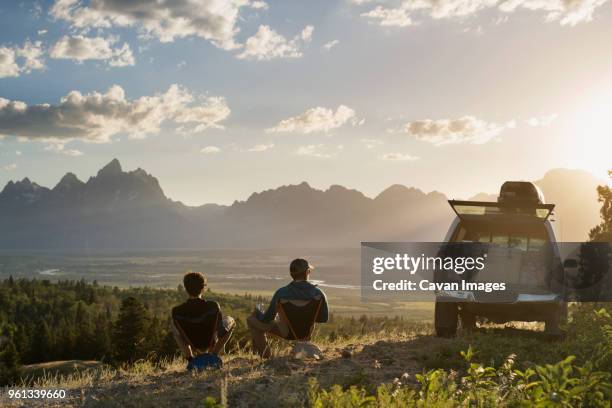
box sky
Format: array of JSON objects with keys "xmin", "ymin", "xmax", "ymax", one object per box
[{"xmin": 0, "ymin": 0, "xmax": 611, "ymax": 205}]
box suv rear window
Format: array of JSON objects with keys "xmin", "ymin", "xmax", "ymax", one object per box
[
  {"xmin": 452, "ymin": 222, "xmax": 548, "ymax": 252},
  {"xmin": 450, "ymin": 201, "xmax": 553, "ymax": 220}
]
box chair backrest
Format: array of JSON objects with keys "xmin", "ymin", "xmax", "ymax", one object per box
[
  {"xmin": 173, "ymin": 309, "xmax": 220, "ymax": 351},
  {"xmin": 277, "ymin": 297, "xmax": 323, "ymax": 341}
]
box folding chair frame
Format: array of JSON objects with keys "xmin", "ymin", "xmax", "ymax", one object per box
[
  {"xmin": 276, "ymin": 297, "xmax": 323, "ymax": 341},
  {"xmin": 173, "ymin": 311, "xmax": 220, "ymax": 353}
]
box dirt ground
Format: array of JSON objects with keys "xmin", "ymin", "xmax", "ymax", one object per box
[{"xmin": 2, "ymin": 332, "xmax": 453, "ymax": 408}]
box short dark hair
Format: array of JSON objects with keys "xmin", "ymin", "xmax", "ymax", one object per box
[
  {"xmin": 290, "ymin": 258, "xmax": 312, "ymax": 280},
  {"xmin": 183, "ymin": 271, "xmax": 207, "ymax": 296}
]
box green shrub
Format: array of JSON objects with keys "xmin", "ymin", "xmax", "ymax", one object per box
[{"xmin": 308, "ymin": 348, "xmax": 611, "ymax": 408}]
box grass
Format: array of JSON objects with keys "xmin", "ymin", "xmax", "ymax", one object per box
[
  {"xmin": 22, "ymin": 361, "xmax": 105, "ymax": 380},
  {"xmin": 308, "ymin": 353, "xmax": 610, "ymax": 407},
  {"xmin": 1, "ymin": 304, "xmax": 609, "ymax": 407},
  {"xmin": 1, "ymin": 326, "xmax": 430, "ymax": 407},
  {"xmin": 419, "ymin": 304, "xmax": 612, "ymax": 373}
]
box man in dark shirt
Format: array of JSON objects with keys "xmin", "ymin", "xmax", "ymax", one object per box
[
  {"xmin": 247, "ymin": 258, "xmax": 329, "ymax": 357},
  {"xmin": 171, "ymin": 272, "xmax": 235, "ymax": 362}
]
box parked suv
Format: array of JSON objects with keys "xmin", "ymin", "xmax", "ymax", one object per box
[{"xmin": 434, "ymin": 181, "xmax": 567, "ymax": 337}]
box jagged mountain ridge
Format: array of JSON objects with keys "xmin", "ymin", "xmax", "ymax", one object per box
[{"xmin": 0, "ymin": 159, "xmax": 602, "ymax": 249}]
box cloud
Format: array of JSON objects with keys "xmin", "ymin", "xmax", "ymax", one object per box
[
  {"xmin": 237, "ymin": 25, "xmax": 314, "ymax": 60},
  {"xmin": 248, "ymin": 143, "xmax": 274, "ymax": 152},
  {"xmin": 0, "ymin": 48, "xmax": 20, "ymax": 78},
  {"xmin": 16, "ymin": 41, "xmax": 45, "ymax": 72},
  {"xmin": 50, "ymin": 35, "xmax": 135, "ymax": 67},
  {"xmin": 361, "ymin": 0, "xmax": 498, "ymax": 27},
  {"xmin": 0, "ymin": 84, "xmax": 230, "ymax": 143},
  {"xmin": 361, "ymin": 6, "xmax": 414, "ymax": 27},
  {"xmin": 526, "ymin": 113, "xmax": 558, "ymax": 127},
  {"xmin": 44, "ymin": 143, "xmax": 83, "ymax": 156},
  {"xmin": 31, "ymin": 1, "xmax": 43, "ymax": 19},
  {"xmin": 173, "ymin": 96, "xmax": 231, "ymax": 133},
  {"xmin": 361, "ymin": 138, "xmax": 383, "ymax": 148},
  {"xmin": 380, "ymin": 152, "xmax": 420, "ymax": 161},
  {"xmin": 50, "ymin": 0, "xmax": 266, "ymax": 50},
  {"xmin": 295, "ymin": 144, "xmax": 335, "ymax": 158},
  {"xmin": 250, "ymin": 1, "xmax": 269, "ymax": 9},
  {"xmin": 201, "ymin": 146, "xmax": 221, "ymax": 154},
  {"xmin": 323, "ymin": 40, "xmax": 339, "ymax": 50},
  {"xmin": 463, "ymin": 25, "xmax": 484, "ymax": 34},
  {"xmin": 498, "ymin": 0, "xmax": 608, "ymax": 25},
  {"xmin": 3, "ymin": 163, "xmax": 17, "ymax": 171},
  {"xmin": 403, "ymin": 116, "xmax": 510, "ymax": 145},
  {"xmin": 267, "ymin": 105, "xmax": 358, "ymax": 134},
  {"xmin": 0, "ymin": 40, "xmax": 45, "ymax": 78},
  {"xmin": 358, "ymin": 0, "xmax": 608, "ymax": 26}
]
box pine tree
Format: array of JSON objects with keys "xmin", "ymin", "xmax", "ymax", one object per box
[
  {"xmin": 589, "ymin": 170, "xmax": 612, "ymax": 242},
  {"xmin": 87, "ymin": 287, "xmax": 97, "ymax": 304},
  {"xmin": 31, "ymin": 321, "xmax": 53, "ymax": 363},
  {"xmin": 0, "ymin": 338, "xmax": 22, "ymax": 386},
  {"xmin": 74, "ymin": 301, "xmax": 92, "ymax": 358},
  {"xmin": 161, "ymin": 329, "xmax": 178, "ymax": 357},
  {"xmin": 92, "ymin": 313, "xmax": 112, "ymax": 361},
  {"xmin": 12, "ymin": 325, "xmax": 30, "ymax": 361},
  {"xmin": 57, "ymin": 318, "xmax": 77, "ymax": 360},
  {"xmin": 145, "ymin": 315, "xmax": 164, "ymax": 359},
  {"xmin": 113, "ymin": 297, "xmax": 150, "ymax": 362}
]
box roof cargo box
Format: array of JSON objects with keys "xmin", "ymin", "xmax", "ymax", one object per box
[{"xmin": 498, "ymin": 181, "xmax": 545, "ymax": 205}]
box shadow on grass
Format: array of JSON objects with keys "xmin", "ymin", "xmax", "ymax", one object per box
[{"xmin": 417, "ymin": 325, "xmax": 569, "ymax": 371}]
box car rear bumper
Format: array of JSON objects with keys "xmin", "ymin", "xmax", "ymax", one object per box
[
  {"xmin": 436, "ymin": 290, "xmax": 562, "ymax": 303},
  {"xmin": 436, "ymin": 291, "xmax": 565, "ymax": 323}
]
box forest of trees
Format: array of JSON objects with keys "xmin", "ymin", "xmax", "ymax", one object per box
[{"xmin": 0, "ymin": 279, "xmax": 258, "ymax": 385}]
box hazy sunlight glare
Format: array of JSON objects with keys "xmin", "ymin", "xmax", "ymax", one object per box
[{"xmin": 572, "ymin": 91, "xmax": 612, "ymax": 178}]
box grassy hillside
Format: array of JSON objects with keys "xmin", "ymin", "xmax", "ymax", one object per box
[{"xmin": 1, "ymin": 300, "xmax": 610, "ymax": 407}]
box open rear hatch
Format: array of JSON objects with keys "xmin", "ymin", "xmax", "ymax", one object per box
[{"xmin": 448, "ymin": 200, "xmax": 554, "ymax": 222}]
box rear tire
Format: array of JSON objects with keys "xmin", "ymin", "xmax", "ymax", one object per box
[
  {"xmin": 460, "ymin": 310, "xmax": 477, "ymax": 332},
  {"xmin": 435, "ymin": 301, "xmax": 458, "ymax": 337},
  {"xmin": 559, "ymin": 302, "xmax": 568, "ymax": 325},
  {"xmin": 544, "ymin": 302, "xmax": 566, "ymax": 338}
]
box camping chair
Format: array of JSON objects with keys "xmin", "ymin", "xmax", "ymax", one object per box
[
  {"xmin": 275, "ymin": 297, "xmax": 324, "ymax": 359},
  {"xmin": 173, "ymin": 309, "xmax": 223, "ymax": 369}
]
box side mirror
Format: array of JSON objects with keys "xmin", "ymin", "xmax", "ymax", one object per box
[{"xmin": 563, "ymin": 259, "xmax": 578, "ymax": 268}]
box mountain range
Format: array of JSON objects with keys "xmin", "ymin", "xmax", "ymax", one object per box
[{"xmin": 0, "ymin": 159, "xmax": 602, "ymax": 249}]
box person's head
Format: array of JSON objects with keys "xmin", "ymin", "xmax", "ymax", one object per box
[
  {"xmin": 290, "ymin": 258, "xmax": 313, "ymax": 281},
  {"xmin": 183, "ymin": 271, "xmax": 207, "ymax": 297}
]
